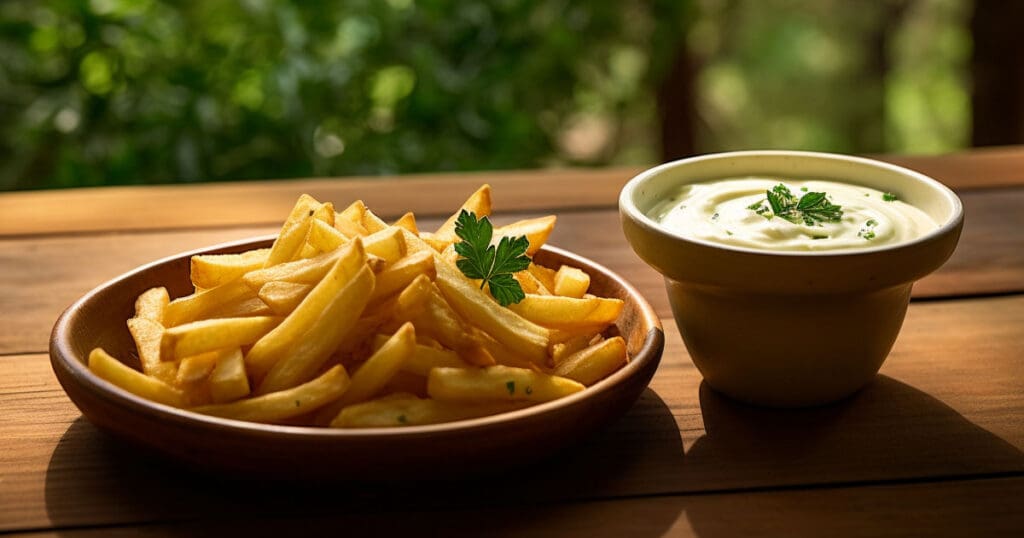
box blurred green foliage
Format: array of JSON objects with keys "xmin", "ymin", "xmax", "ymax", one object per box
[
  {"xmin": 0, "ymin": 0, "xmax": 970, "ymax": 191},
  {"xmin": 0, "ymin": 0, "xmax": 689, "ymax": 190},
  {"xmin": 694, "ymin": 0, "xmax": 970, "ymax": 155}
]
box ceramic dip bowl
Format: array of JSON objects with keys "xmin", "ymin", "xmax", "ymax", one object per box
[{"xmin": 620, "ymin": 150, "xmax": 963, "ymax": 407}]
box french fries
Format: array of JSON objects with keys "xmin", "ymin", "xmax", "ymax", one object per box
[
  {"xmin": 427, "ymin": 365, "xmax": 585, "ymax": 403},
  {"xmin": 191, "ymin": 249, "xmax": 270, "ymax": 289},
  {"xmin": 96, "ymin": 186, "xmax": 631, "ymax": 427},
  {"xmin": 192, "ymin": 365, "xmax": 350, "ymax": 423},
  {"xmin": 89, "ymin": 348, "xmax": 185, "ymax": 407}
]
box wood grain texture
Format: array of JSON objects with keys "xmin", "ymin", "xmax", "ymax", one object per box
[
  {"xmin": 3, "ymin": 189, "xmax": 1022, "ymax": 355},
  {"xmin": 2, "ymin": 151, "xmax": 1023, "ymax": 536},
  {"xmin": 0, "ymin": 168, "xmax": 641, "ymax": 237},
  {"xmin": 21, "ymin": 477, "xmax": 1024, "ymax": 538},
  {"xmin": 877, "ymin": 145, "xmax": 1024, "ymax": 190},
  {"xmin": 4, "ymin": 295, "xmax": 1022, "ymax": 532},
  {"xmin": 2, "ymin": 146, "xmax": 1022, "ymax": 237}
]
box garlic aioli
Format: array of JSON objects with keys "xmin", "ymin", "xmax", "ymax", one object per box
[{"xmin": 650, "ymin": 178, "xmax": 938, "ymax": 252}]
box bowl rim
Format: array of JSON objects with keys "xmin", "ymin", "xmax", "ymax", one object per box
[
  {"xmin": 619, "ymin": 150, "xmax": 965, "ymax": 258},
  {"xmin": 50, "ymin": 236, "xmax": 664, "ymax": 440}
]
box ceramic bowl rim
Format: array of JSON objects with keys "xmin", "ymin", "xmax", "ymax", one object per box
[{"xmin": 619, "ymin": 150, "xmax": 964, "ymax": 259}]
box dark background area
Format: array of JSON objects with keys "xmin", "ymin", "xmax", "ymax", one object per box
[{"xmin": 1, "ymin": 0, "xmax": 1021, "ymax": 191}]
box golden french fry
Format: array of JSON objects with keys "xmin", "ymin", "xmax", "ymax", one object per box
[
  {"xmin": 438, "ymin": 243, "xmax": 459, "ymax": 265},
  {"xmin": 334, "ymin": 215, "xmax": 367, "ymax": 238},
  {"xmin": 478, "ymin": 332, "xmax": 544, "ymax": 370},
  {"xmin": 528, "ymin": 262, "xmax": 557, "ymax": 291},
  {"xmin": 89, "ymin": 348, "xmax": 184, "ymax": 407},
  {"xmin": 427, "ymin": 365, "xmax": 584, "ymax": 403},
  {"xmin": 245, "ymin": 240, "xmax": 368, "ymax": 380},
  {"xmin": 507, "ymin": 294, "xmax": 623, "ymax": 330},
  {"xmin": 369, "ymin": 249, "xmax": 435, "ymax": 304},
  {"xmin": 370, "ymin": 333, "xmax": 467, "ymax": 376},
  {"xmin": 242, "ymin": 238, "xmax": 375, "ymax": 290},
  {"xmin": 134, "ymin": 287, "xmax": 169, "ymax": 323},
  {"xmin": 161, "ymin": 316, "xmax": 281, "ymax": 360},
  {"xmin": 398, "ymin": 279, "xmax": 494, "ymax": 366},
  {"xmin": 361, "ymin": 207, "xmax": 389, "ymax": 234},
  {"xmin": 265, "ymin": 215, "xmax": 313, "ymax": 267},
  {"xmin": 337, "ymin": 322, "xmax": 415, "ymax": 405},
  {"xmin": 264, "ymin": 194, "xmax": 319, "ymax": 266},
  {"xmin": 175, "ymin": 351, "xmax": 220, "ymax": 386},
  {"xmin": 257, "ymin": 266, "xmax": 375, "ymax": 393},
  {"xmin": 311, "ymin": 201, "xmax": 335, "ymax": 227},
  {"xmin": 258, "ymin": 281, "xmax": 312, "ymax": 316},
  {"xmin": 398, "ymin": 228, "xmax": 438, "ymax": 256},
  {"xmin": 550, "ymin": 333, "xmax": 599, "ymax": 365},
  {"xmin": 548, "ymin": 325, "xmax": 610, "ymax": 345},
  {"xmin": 432, "ymin": 184, "xmax": 492, "ymax": 246},
  {"xmin": 337, "ymin": 200, "xmax": 370, "ymax": 236},
  {"xmin": 191, "ymin": 365, "xmax": 350, "ymax": 423},
  {"xmin": 308, "ymin": 218, "xmax": 348, "ymax": 253},
  {"xmin": 392, "ymin": 212, "xmax": 419, "ymax": 234},
  {"xmin": 434, "ymin": 260, "xmax": 549, "ymax": 363},
  {"xmin": 126, "ymin": 317, "xmax": 177, "ymax": 383},
  {"xmin": 206, "ymin": 296, "xmax": 273, "ymax": 318},
  {"xmin": 209, "ymin": 348, "xmax": 250, "ymax": 403},
  {"xmin": 262, "ymin": 195, "xmax": 321, "ymax": 267},
  {"xmin": 514, "ymin": 270, "xmax": 550, "ymax": 295},
  {"xmin": 331, "ymin": 395, "xmax": 526, "ymax": 428},
  {"xmin": 553, "ymin": 265, "xmax": 590, "ymax": 298},
  {"xmin": 163, "ymin": 279, "xmax": 255, "ymax": 327},
  {"xmin": 286, "ymin": 194, "xmax": 321, "ymax": 221},
  {"xmin": 190, "ymin": 249, "xmax": 270, "ymax": 289},
  {"xmin": 418, "ymin": 233, "xmax": 450, "ymax": 253},
  {"xmin": 297, "ymin": 243, "xmax": 320, "ymax": 259},
  {"xmin": 552, "ymin": 336, "xmax": 628, "ymax": 386},
  {"xmin": 362, "ymin": 226, "xmax": 406, "ymax": 264},
  {"xmin": 494, "ymin": 216, "xmax": 556, "ymax": 256},
  {"xmin": 317, "ymin": 323, "xmax": 416, "ymax": 424}
]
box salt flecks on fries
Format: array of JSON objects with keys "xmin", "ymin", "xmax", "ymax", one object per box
[{"xmin": 89, "ymin": 185, "xmax": 630, "ymax": 427}]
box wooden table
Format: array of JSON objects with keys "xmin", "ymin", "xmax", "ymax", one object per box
[{"xmin": 2, "ymin": 147, "xmax": 1023, "ymax": 537}]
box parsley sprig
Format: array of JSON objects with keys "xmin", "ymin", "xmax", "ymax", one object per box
[
  {"xmin": 454, "ymin": 210, "xmax": 531, "ymax": 306},
  {"xmin": 748, "ymin": 184, "xmax": 844, "ymax": 226}
]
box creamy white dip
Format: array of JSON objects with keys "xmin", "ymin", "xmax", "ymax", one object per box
[{"xmin": 650, "ymin": 178, "xmax": 938, "ymax": 251}]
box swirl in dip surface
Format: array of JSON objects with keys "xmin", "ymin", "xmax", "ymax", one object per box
[{"xmin": 650, "ymin": 178, "xmax": 939, "ymax": 252}]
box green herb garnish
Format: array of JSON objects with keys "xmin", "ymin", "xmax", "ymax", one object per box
[
  {"xmin": 454, "ymin": 210, "xmax": 531, "ymax": 306},
  {"xmin": 748, "ymin": 184, "xmax": 844, "ymax": 226},
  {"xmin": 858, "ymin": 219, "xmax": 879, "ymax": 240},
  {"xmin": 883, "ymin": 192, "xmax": 898, "ymax": 202},
  {"xmin": 506, "ymin": 380, "xmax": 516, "ymax": 395}
]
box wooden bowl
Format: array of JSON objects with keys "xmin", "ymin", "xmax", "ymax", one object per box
[{"xmin": 50, "ymin": 237, "xmax": 664, "ymax": 479}]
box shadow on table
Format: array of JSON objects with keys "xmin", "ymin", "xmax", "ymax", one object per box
[
  {"xmin": 45, "ymin": 388, "xmax": 688, "ymax": 536},
  {"xmin": 683, "ymin": 374, "xmax": 1024, "ymax": 537}
]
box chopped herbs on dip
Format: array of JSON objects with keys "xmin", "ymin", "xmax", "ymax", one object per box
[{"xmin": 651, "ymin": 178, "xmax": 938, "ymax": 252}]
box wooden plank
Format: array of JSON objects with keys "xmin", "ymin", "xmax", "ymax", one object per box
[
  {"xmin": 3, "ymin": 295, "xmax": 1023, "ymax": 531},
  {"xmin": 3, "ymin": 188, "xmax": 1022, "ymax": 355},
  {"xmin": 875, "ymin": 145, "xmax": 1024, "ymax": 190},
  {"xmin": 17, "ymin": 477, "xmax": 1024, "ymax": 537},
  {"xmin": 0, "ymin": 226, "xmax": 279, "ymax": 355},
  {"xmin": 0, "ymin": 168, "xmax": 642, "ymax": 237},
  {"xmin": 2, "ymin": 146, "xmax": 1023, "ymax": 237}
]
